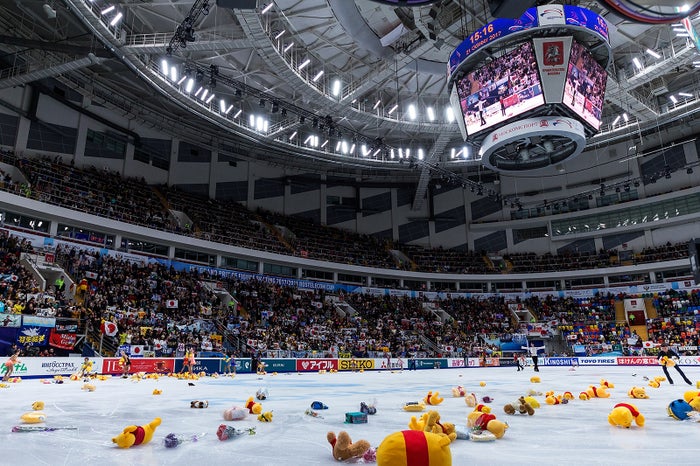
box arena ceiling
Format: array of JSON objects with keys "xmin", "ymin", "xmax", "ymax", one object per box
[{"xmin": 0, "ymin": 1, "xmax": 699, "ymax": 185}]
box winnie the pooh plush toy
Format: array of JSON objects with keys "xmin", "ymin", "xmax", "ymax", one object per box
[
  {"xmin": 423, "ymin": 391, "xmax": 444, "ymax": 406},
  {"xmin": 586, "ymin": 385, "xmax": 610, "ymax": 398},
  {"xmin": 245, "ymin": 396, "xmax": 262, "ymax": 414},
  {"xmin": 376, "ymin": 430, "xmax": 451, "ymax": 466},
  {"xmin": 327, "ymin": 431, "xmax": 370, "ymax": 462},
  {"xmin": 21, "ymin": 402, "xmax": 46, "ymax": 424},
  {"xmin": 503, "ymin": 397, "xmax": 534, "ymax": 415},
  {"xmin": 608, "ymin": 403, "xmax": 644, "ymax": 428},
  {"xmin": 112, "ymin": 418, "xmax": 162, "ymax": 448},
  {"xmin": 628, "ymin": 387, "xmax": 649, "ymax": 399},
  {"xmin": 451, "ymin": 386, "xmax": 466, "ymax": 397},
  {"xmin": 408, "ymin": 410, "xmax": 457, "ymax": 443},
  {"xmin": 464, "ymin": 393, "xmax": 477, "ymax": 407},
  {"xmin": 257, "ymin": 411, "xmax": 273, "ymax": 422}
]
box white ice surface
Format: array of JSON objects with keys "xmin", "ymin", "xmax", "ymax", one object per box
[{"xmin": 2, "ymin": 365, "xmax": 700, "ymax": 466}]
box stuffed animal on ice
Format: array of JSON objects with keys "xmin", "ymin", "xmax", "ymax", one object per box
[
  {"xmin": 327, "ymin": 431, "xmax": 371, "ymax": 462},
  {"xmin": 403, "ymin": 401, "xmax": 425, "ymax": 412},
  {"xmin": 152, "ymin": 389, "xmax": 162, "ymax": 395},
  {"xmin": 546, "ymin": 394, "xmax": 567, "ymax": 405},
  {"xmin": 451, "ymin": 386, "xmax": 466, "ymax": 397},
  {"xmin": 467, "ymin": 412, "xmax": 508, "ymax": 439},
  {"xmin": 648, "ymin": 379, "xmax": 661, "ymax": 388},
  {"xmin": 81, "ymin": 383, "xmax": 96, "ymax": 392},
  {"xmin": 257, "ymin": 411, "xmax": 273, "ymax": 422},
  {"xmin": 579, "ymin": 392, "xmax": 590, "ymax": 401},
  {"xmin": 586, "ymin": 386, "xmax": 610, "ymax": 398},
  {"xmin": 562, "ymin": 392, "xmax": 574, "ymax": 401},
  {"xmin": 682, "ymin": 391, "xmax": 700, "ymax": 411},
  {"xmin": 600, "ymin": 379, "xmax": 615, "ymax": 389},
  {"xmin": 223, "ymin": 406, "xmax": 247, "ymax": 421},
  {"xmin": 523, "ymin": 396, "xmax": 540, "ymax": 409},
  {"xmin": 628, "ymin": 387, "xmax": 649, "ymax": 399},
  {"xmin": 245, "ymin": 396, "xmax": 262, "ymax": 415},
  {"xmin": 190, "ymin": 401, "xmax": 208, "ymax": 408},
  {"xmin": 21, "ymin": 401, "xmax": 46, "ymax": 424},
  {"xmin": 408, "ymin": 410, "xmax": 457, "ymax": 442},
  {"xmin": 608, "ymin": 403, "xmax": 644, "ymax": 428},
  {"xmin": 112, "ymin": 417, "xmax": 162, "ymax": 448},
  {"xmin": 668, "ymin": 399, "xmax": 695, "ymax": 420},
  {"xmin": 376, "ymin": 430, "xmax": 451, "ymax": 466},
  {"xmin": 423, "ymin": 391, "xmax": 444, "ymax": 406},
  {"xmin": 504, "ymin": 397, "xmax": 534, "ymax": 415},
  {"xmin": 530, "ymin": 376, "xmax": 541, "ymax": 383},
  {"xmin": 464, "ymin": 393, "xmax": 477, "ymax": 408},
  {"xmin": 256, "ymin": 388, "xmax": 269, "ymax": 400}
]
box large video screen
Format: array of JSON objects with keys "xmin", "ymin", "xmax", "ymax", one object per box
[
  {"xmin": 562, "ymin": 40, "xmax": 607, "ymax": 130},
  {"xmin": 455, "ymin": 41, "xmax": 544, "ymax": 136}
]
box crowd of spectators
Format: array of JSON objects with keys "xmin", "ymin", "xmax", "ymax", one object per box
[
  {"xmin": 0, "ymin": 150, "xmax": 692, "ymax": 276},
  {"xmin": 2, "ymin": 225, "xmax": 700, "ymax": 360}
]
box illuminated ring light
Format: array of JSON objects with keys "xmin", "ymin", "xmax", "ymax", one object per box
[{"xmin": 479, "ymin": 117, "xmax": 586, "ymax": 172}]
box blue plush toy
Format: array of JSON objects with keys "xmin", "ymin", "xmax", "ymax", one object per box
[{"xmin": 667, "ymin": 399, "xmax": 693, "ymax": 420}]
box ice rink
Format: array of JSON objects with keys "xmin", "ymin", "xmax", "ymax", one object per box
[{"xmin": 2, "ymin": 364, "xmax": 699, "ymax": 466}]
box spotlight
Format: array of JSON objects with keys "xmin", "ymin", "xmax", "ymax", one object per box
[
  {"xmin": 259, "ymin": 99, "xmax": 266, "ymax": 108},
  {"xmin": 271, "ymin": 101, "xmax": 280, "ymax": 113},
  {"xmin": 687, "ymin": 167, "xmax": 694, "ymax": 174}
]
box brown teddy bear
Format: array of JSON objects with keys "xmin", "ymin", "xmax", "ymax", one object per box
[
  {"xmin": 503, "ymin": 397, "xmax": 535, "ymax": 415},
  {"xmin": 327, "ymin": 431, "xmax": 370, "ymax": 462}
]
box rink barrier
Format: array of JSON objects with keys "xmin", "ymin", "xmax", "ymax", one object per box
[{"xmin": 3, "ymin": 356, "xmax": 697, "ymax": 379}]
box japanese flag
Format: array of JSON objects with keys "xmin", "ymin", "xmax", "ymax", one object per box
[
  {"xmin": 643, "ymin": 341, "xmax": 655, "ymax": 348},
  {"xmin": 102, "ymin": 321, "xmax": 118, "ymax": 337},
  {"xmin": 166, "ymin": 299, "xmax": 178, "ymax": 309},
  {"xmin": 130, "ymin": 345, "xmax": 145, "ymax": 356}
]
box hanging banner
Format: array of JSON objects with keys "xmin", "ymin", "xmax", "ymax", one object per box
[
  {"xmin": 0, "ymin": 314, "xmax": 22, "ymax": 328},
  {"xmin": 49, "ymin": 329, "xmax": 77, "ymax": 350},
  {"xmin": 16, "ymin": 326, "xmax": 51, "ymax": 348}
]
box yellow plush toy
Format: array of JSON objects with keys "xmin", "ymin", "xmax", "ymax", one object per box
[
  {"xmin": 403, "ymin": 401, "xmax": 426, "ymax": 412},
  {"xmin": 648, "ymin": 379, "xmax": 660, "ymax": 388},
  {"xmin": 245, "ymin": 396, "xmax": 262, "ymax": 415},
  {"xmin": 423, "ymin": 391, "xmax": 444, "ymax": 406},
  {"xmin": 682, "ymin": 391, "xmax": 700, "ymax": 403},
  {"xmin": 523, "ymin": 396, "xmax": 540, "ymax": 409},
  {"xmin": 586, "ymin": 386, "xmax": 610, "ymax": 398},
  {"xmin": 376, "ymin": 430, "xmax": 451, "ymax": 466},
  {"xmin": 257, "ymin": 411, "xmax": 273, "ymax": 422},
  {"xmin": 81, "ymin": 383, "xmax": 96, "ymax": 392},
  {"xmin": 579, "ymin": 392, "xmax": 590, "ymax": 401},
  {"xmin": 530, "ymin": 376, "xmax": 541, "ymax": 383},
  {"xmin": 600, "ymin": 379, "xmax": 615, "ymax": 389},
  {"xmin": 408, "ymin": 410, "xmax": 457, "ymax": 443},
  {"xmin": 563, "ymin": 392, "xmax": 574, "ymax": 400},
  {"xmin": 21, "ymin": 402, "xmax": 46, "ymax": 424},
  {"xmin": 545, "ymin": 394, "xmax": 564, "ymax": 405},
  {"xmin": 112, "ymin": 418, "xmax": 162, "ymax": 448},
  {"xmin": 608, "ymin": 403, "xmax": 644, "ymax": 428},
  {"xmin": 628, "ymin": 387, "xmax": 649, "ymax": 399},
  {"xmin": 451, "ymin": 386, "xmax": 466, "ymax": 397},
  {"xmin": 153, "ymin": 389, "xmax": 162, "ymax": 395},
  {"xmin": 327, "ymin": 431, "xmax": 370, "ymax": 462}
]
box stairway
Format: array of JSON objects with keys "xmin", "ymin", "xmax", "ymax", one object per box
[
  {"xmin": 615, "ymin": 300, "xmax": 649, "ymax": 340},
  {"xmin": 644, "ymin": 298, "xmax": 658, "ymax": 319}
]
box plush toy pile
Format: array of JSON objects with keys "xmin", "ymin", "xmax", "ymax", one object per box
[{"xmin": 503, "ymin": 397, "xmax": 535, "ymax": 415}]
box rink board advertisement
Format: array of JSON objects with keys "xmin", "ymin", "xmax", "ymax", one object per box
[{"xmin": 2, "ymin": 356, "xmax": 681, "ymax": 379}]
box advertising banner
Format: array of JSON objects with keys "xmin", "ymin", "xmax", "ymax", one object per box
[
  {"xmin": 338, "ymin": 358, "xmax": 375, "ymax": 371},
  {"xmin": 543, "ymin": 357, "xmax": 577, "ymax": 366},
  {"xmin": 616, "ymin": 357, "xmax": 660, "ymax": 366},
  {"xmin": 102, "ymin": 357, "xmax": 174, "ymax": 375},
  {"xmin": 262, "ymin": 359, "xmax": 297, "ymax": 373},
  {"xmin": 22, "ymin": 315, "xmax": 56, "ymax": 327},
  {"xmin": 576, "ymin": 357, "xmax": 617, "ymax": 365},
  {"xmin": 174, "ymin": 358, "xmax": 220, "ymax": 374},
  {"xmin": 295, "ymin": 359, "xmax": 338, "ymax": 372},
  {"xmin": 448, "ymin": 358, "xmax": 467, "ymax": 368}
]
